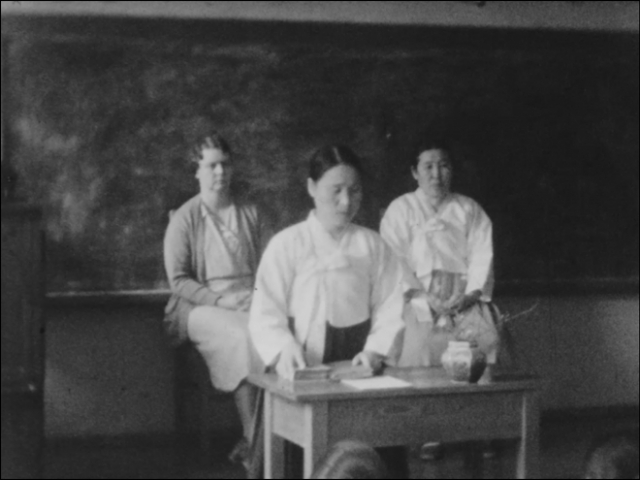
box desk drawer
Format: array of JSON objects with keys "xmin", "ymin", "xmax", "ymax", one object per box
[{"xmin": 327, "ymin": 392, "xmax": 523, "ymax": 446}]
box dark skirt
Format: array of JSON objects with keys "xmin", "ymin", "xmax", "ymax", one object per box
[
  {"xmin": 280, "ymin": 318, "xmax": 408, "ymax": 479},
  {"xmin": 288, "ymin": 317, "xmax": 372, "ymax": 364}
]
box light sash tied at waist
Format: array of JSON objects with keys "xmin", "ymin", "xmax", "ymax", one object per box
[{"xmin": 410, "ymin": 217, "xmax": 468, "ymax": 324}]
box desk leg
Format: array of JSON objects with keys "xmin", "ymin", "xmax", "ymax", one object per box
[
  {"xmin": 264, "ymin": 391, "xmax": 285, "ymax": 479},
  {"xmin": 303, "ymin": 403, "xmax": 329, "ymax": 479},
  {"xmin": 517, "ymin": 391, "xmax": 540, "ymax": 479}
]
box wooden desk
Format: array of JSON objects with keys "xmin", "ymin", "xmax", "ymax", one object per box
[{"xmin": 249, "ymin": 367, "xmax": 541, "ymax": 479}]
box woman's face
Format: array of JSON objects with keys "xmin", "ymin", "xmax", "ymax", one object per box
[
  {"xmin": 308, "ymin": 164, "xmax": 362, "ymax": 232},
  {"xmin": 412, "ymin": 149, "xmax": 453, "ymax": 202},
  {"xmin": 195, "ymin": 147, "xmax": 233, "ymax": 195}
]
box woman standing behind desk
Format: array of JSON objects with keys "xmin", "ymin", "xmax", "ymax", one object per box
[
  {"xmin": 380, "ymin": 136, "xmax": 494, "ymax": 368},
  {"xmin": 249, "ymin": 145, "xmax": 405, "ymax": 378},
  {"xmin": 380, "ymin": 136, "xmax": 495, "ymax": 462},
  {"xmin": 164, "ymin": 132, "xmax": 269, "ymax": 464}
]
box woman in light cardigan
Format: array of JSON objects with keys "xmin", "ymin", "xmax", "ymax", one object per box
[{"xmin": 164, "ymin": 132, "xmax": 270, "ymax": 465}]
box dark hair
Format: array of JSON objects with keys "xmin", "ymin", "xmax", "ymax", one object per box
[
  {"xmin": 309, "ymin": 145, "xmax": 364, "ymax": 182},
  {"xmin": 311, "ymin": 440, "xmax": 387, "ymax": 479},
  {"xmin": 411, "ymin": 135, "xmax": 453, "ymax": 170},
  {"xmin": 188, "ymin": 132, "xmax": 231, "ymax": 163},
  {"xmin": 584, "ymin": 431, "xmax": 639, "ymax": 479}
]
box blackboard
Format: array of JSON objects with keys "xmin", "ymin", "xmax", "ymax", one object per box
[{"xmin": 4, "ymin": 18, "xmax": 638, "ymax": 293}]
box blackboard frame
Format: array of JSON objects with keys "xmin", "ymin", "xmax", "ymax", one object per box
[
  {"xmin": 2, "ymin": 15, "xmax": 638, "ymax": 302},
  {"xmin": 2, "ymin": 14, "xmax": 638, "ymax": 53}
]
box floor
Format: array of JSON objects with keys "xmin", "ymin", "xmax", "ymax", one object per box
[{"xmin": 43, "ymin": 410, "xmax": 638, "ymax": 479}]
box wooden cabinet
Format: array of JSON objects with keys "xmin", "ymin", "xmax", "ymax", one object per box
[{"xmin": 1, "ymin": 204, "xmax": 44, "ymax": 479}]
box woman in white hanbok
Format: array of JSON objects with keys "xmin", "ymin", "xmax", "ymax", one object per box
[
  {"xmin": 380, "ymin": 138, "xmax": 494, "ymax": 367},
  {"xmin": 249, "ymin": 145, "xmax": 405, "ymax": 379},
  {"xmin": 249, "ymin": 144, "xmax": 408, "ymax": 477},
  {"xmin": 380, "ymin": 137, "xmax": 495, "ymax": 461}
]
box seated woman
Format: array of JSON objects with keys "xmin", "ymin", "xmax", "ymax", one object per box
[
  {"xmin": 163, "ymin": 132, "xmax": 269, "ymax": 464},
  {"xmin": 249, "ymin": 144, "xmax": 405, "ymax": 378},
  {"xmin": 312, "ymin": 440, "xmax": 388, "ymax": 479}
]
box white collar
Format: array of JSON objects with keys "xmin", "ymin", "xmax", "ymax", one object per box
[
  {"xmin": 415, "ymin": 188, "xmax": 452, "ymax": 214},
  {"xmin": 307, "ymin": 210, "xmax": 353, "ymax": 246},
  {"xmin": 200, "ymin": 203, "xmax": 209, "ymax": 219}
]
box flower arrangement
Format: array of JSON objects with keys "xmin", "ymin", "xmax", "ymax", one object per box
[
  {"xmin": 437, "ymin": 300, "xmax": 540, "ymax": 367},
  {"xmin": 491, "ymin": 301, "xmax": 540, "ymax": 373}
]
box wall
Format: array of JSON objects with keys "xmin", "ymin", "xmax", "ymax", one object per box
[
  {"xmin": 44, "ymin": 303, "xmax": 241, "ymax": 438},
  {"xmin": 499, "ymin": 296, "xmax": 639, "ymax": 410},
  {"xmin": 44, "ymin": 306, "xmax": 175, "ymax": 437},
  {"xmin": 43, "ymin": 295, "xmax": 639, "ymax": 438}
]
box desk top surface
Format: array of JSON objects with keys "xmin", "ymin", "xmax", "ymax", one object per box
[{"xmin": 248, "ymin": 367, "xmax": 541, "ymax": 402}]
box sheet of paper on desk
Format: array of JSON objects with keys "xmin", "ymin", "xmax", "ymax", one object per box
[{"xmin": 341, "ymin": 376, "xmax": 413, "ymax": 390}]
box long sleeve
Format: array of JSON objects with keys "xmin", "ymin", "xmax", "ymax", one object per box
[
  {"xmin": 380, "ymin": 201, "xmax": 422, "ymax": 292},
  {"xmin": 465, "ymin": 202, "xmax": 494, "ymax": 300},
  {"xmin": 364, "ymin": 239, "xmax": 406, "ymax": 357},
  {"xmin": 249, "ymin": 232, "xmax": 297, "ymax": 367},
  {"xmin": 164, "ymin": 210, "xmax": 220, "ymax": 307}
]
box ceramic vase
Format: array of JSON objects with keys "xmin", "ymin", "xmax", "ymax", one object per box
[{"xmin": 441, "ymin": 340, "xmax": 487, "ymax": 383}]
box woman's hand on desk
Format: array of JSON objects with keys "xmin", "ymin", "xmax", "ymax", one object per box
[
  {"xmin": 275, "ymin": 339, "xmax": 307, "ymax": 381},
  {"xmin": 352, "ymin": 350, "xmax": 385, "ymax": 375}
]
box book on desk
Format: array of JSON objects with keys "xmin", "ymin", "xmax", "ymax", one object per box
[{"xmin": 293, "ymin": 361, "xmax": 375, "ymax": 382}]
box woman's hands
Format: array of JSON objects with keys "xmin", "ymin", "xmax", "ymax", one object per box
[
  {"xmin": 431, "ymin": 290, "xmax": 483, "ymax": 318},
  {"xmin": 451, "ymin": 290, "xmax": 482, "ymax": 315},
  {"xmin": 275, "ymin": 339, "xmax": 307, "ymax": 381},
  {"xmin": 403, "ymin": 288, "xmax": 422, "ymax": 303},
  {"xmin": 352, "ymin": 350, "xmax": 385, "ymax": 375},
  {"xmin": 216, "ymin": 290, "xmax": 253, "ymax": 312},
  {"xmin": 275, "ymin": 345, "xmax": 386, "ymax": 380}
]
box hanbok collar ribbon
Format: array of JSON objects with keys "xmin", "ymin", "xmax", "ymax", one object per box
[
  {"xmin": 298, "ymin": 249, "xmax": 351, "ymax": 365},
  {"xmin": 413, "ymin": 217, "xmax": 446, "ymax": 279},
  {"xmin": 410, "ymin": 214, "xmax": 447, "ymax": 325}
]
